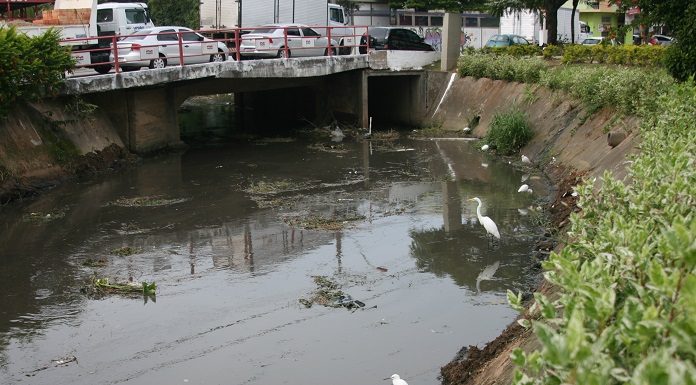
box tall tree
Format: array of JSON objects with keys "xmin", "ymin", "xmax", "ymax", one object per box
[{"xmin": 148, "ymin": 0, "xmax": 200, "ymax": 29}]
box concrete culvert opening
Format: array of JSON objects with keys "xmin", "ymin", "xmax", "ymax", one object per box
[{"xmin": 368, "ymin": 75, "xmax": 423, "ymax": 129}]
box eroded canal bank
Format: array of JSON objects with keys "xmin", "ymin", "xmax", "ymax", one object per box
[{"xmin": 0, "ymin": 72, "xmax": 639, "ymax": 385}]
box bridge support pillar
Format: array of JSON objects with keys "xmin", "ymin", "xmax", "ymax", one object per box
[
  {"xmin": 91, "ymin": 87, "xmax": 183, "ymax": 154},
  {"xmin": 441, "ymin": 12, "xmax": 462, "ymax": 71}
]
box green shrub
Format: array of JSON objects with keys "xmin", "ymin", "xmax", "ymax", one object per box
[
  {"xmin": 561, "ymin": 44, "xmax": 665, "ymax": 66},
  {"xmin": 511, "ymin": 78, "xmax": 696, "ymax": 385},
  {"xmin": 0, "ymin": 27, "xmax": 74, "ymax": 118},
  {"xmin": 458, "ymin": 53, "xmax": 546, "ymax": 83},
  {"xmin": 542, "ymin": 44, "xmax": 563, "ymax": 59},
  {"xmin": 485, "ymin": 108, "xmax": 533, "ymax": 155}
]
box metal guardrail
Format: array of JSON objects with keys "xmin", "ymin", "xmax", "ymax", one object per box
[{"xmin": 62, "ymin": 25, "xmax": 371, "ymax": 75}]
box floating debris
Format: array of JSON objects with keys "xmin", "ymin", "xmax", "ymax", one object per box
[
  {"xmin": 81, "ymin": 277, "xmax": 156, "ymax": 298},
  {"xmin": 283, "ymin": 214, "xmax": 365, "ymax": 231},
  {"xmin": 22, "ymin": 208, "xmax": 67, "ymax": 223},
  {"xmin": 82, "ymin": 258, "xmax": 108, "ymax": 267},
  {"xmin": 299, "ymin": 275, "xmax": 365, "ymax": 310},
  {"xmin": 371, "ymin": 130, "xmax": 400, "ymax": 141},
  {"xmin": 108, "ymin": 195, "xmax": 189, "ymax": 208},
  {"xmin": 307, "ymin": 143, "xmax": 350, "ymax": 154},
  {"xmin": 110, "ymin": 246, "xmax": 140, "ymax": 257}
]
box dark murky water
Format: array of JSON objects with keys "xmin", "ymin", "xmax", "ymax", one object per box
[{"xmin": 0, "ymin": 122, "xmax": 549, "ymax": 385}]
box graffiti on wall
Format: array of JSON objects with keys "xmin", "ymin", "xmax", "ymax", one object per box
[{"xmin": 406, "ymin": 26, "xmax": 477, "ymax": 51}]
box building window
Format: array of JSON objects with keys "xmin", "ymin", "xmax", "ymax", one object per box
[
  {"xmin": 601, "ymin": 16, "xmax": 612, "ymax": 23},
  {"xmin": 399, "ymin": 14, "xmax": 412, "ymax": 26},
  {"xmin": 465, "ymin": 17, "xmax": 478, "ymax": 27},
  {"xmin": 430, "ymin": 16, "xmax": 443, "ymax": 26},
  {"xmin": 415, "ymin": 15, "xmax": 428, "ymax": 26},
  {"xmin": 480, "ymin": 17, "xmax": 499, "ymax": 28}
]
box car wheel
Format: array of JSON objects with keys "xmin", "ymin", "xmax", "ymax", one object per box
[
  {"xmin": 277, "ymin": 47, "xmax": 290, "ymax": 59},
  {"xmin": 149, "ymin": 55, "xmax": 167, "ymax": 69},
  {"xmin": 324, "ymin": 46, "xmax": 337, "ymax": 56},
  {"xmin": 338, "ymin": 43, "xmax": 351, "ymax": 55},
  {"xmin": 93, "ymin": 64, "xmax": 112, "ymax": 74},
  {"xmin": 210, "ymin": 50, "xmax": 226, "ymax": 62}
]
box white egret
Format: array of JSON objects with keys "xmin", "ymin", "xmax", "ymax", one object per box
[
  {"xmin": 481, "ymin": 163, "xmax": 489, "ymax": 168},
  {"xmin": 463, "ymin": 126, "xmax": 471, "ymax": 133},
  {"xmin": 385, "ymin": 374, "xmax": 409, "ymax": 385},
  {"xmin": 521, "ymin": 155, "xmax": 531, "ymax": 164},
  {"xmin": 517, "ymin": 184, "xmax": 530, "ymax": 193},
  {"xmin": 469, "ymin": 197, "xmax": 500, "ymax": 240},
  {"xmin": 481, "ymin": 144, "xmax": 489, "ymax": 151},
  {"xmin": 571, "ymin": 191, "xmax": 578, "ymax": 197},
  {"xmin": 521, "ymin": 174, "xmax": 529, "ymax": 182}
]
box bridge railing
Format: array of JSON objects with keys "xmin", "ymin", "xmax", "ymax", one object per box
[{"xmin": 62, "ymin": 25, "xmax": 371, "ymax": 75}]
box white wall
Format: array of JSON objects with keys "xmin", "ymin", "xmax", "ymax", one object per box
[{"xmin": 500, "ymin": 9, "xmax": 539, "ymax": 43}]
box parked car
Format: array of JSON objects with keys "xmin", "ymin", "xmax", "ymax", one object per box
[
  {"xmin": 581, "ymin": 37, "xmax": 604, "ymax": 45},
  {"xmin": 239, "ymin": 24, "xmax": 338, "ymax": 59},
  {"xmin": 109, "ymin": 26, "xmax": 230, "ymax": 70},
  {"xmin": 484, "ymin": 34, "xmax": 531, "ymax": 48},
  {"xmin": 649, "ymin": 34, "xmax": 674, "ymax": 46},
  {"xmin": 358, "ymin": 27, "xmax": 435, "ymax": 54}
]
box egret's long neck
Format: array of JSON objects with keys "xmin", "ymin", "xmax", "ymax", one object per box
[{"xmin": 476, "ymin": 201, "xmax": 483, "ymax": 220}]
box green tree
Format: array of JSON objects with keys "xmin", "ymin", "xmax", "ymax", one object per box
[
  {"xmin": 610, "ymin": 0, "xmax": 696, "ymax": 81},
  {"xmin": 147, "ymin": 0, "xmax": 200, "ymax": 29}
]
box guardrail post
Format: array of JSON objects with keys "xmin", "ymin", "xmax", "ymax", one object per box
[
  {"xmin": 283, "ymin": 27, "xmax": 289, "ymax": 59},
  {"xmin": 178, "ymin": 31, "xmax": 185, "ymax": 66},
  {"xmin": 235, "ymin": 28, "xmax": 241, "ymax": 61},
  {"xmin": 113, "ymin": 35, "xmax": 120, "ymax": 73},
  {"xmin": 327, "ymin": 26, "xmax": 332, "ymax": 57}
]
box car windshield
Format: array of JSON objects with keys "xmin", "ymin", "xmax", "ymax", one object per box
[
  {"xmin": 490, "ymin": 35, "xmax": 510, "ymax": 42},
  {"xmin": 369, "ymin": 28, "xmax": 389, "ymax": 39},
  {"xmin": 123, "ymin": 29, "xmax": 152, "ymax": 40}
]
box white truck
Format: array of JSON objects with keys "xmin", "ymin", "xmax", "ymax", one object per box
[
  {"xmin": 3, "ymin": 0, "xmax": 153, "ymax": 73},
  {"xmin": 240, "ymin": 0, "xmax": 357, "ymax": 54}
]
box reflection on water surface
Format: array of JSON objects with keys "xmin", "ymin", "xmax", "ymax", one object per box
[{"xmin": 0, "ymin": 137, "xmax": 548, "ymax": 385}]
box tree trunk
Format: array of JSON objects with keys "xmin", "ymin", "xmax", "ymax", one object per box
[
  {"xmin": 544, "ymin": 0, "xmax": 566, "ymax": 45},
  {"xmin": 571, "ymin": 0, "xmax": 579, "ymax": 44}
]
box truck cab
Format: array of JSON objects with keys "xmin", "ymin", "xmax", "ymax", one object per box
[{"xmin": 96, "ymin": 2, "xmax": 153, "ymax": 37}]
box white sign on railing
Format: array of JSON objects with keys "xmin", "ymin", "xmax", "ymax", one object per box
[
  {"xmin": 302, "ymin": 38, "xmax": 315, "ymax": 47},
  {"xmin": 202, "ymin": 43, "xmax": 217, "ymax": 54},
  {"xmin": 344, "ymin": 37, "xmax": 354, "ymax": 46},
  {"xmin": 255, "ymin": 39, "xmax": 269, "ymax": 50},
  {"xmin": 71, "ymin": 51, "xmax": 91, "ymax": 66},
  {"xmin": 139, "ymin": 46, "xmax": 159, "ymax": 60}
]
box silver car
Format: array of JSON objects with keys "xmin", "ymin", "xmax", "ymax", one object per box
[
  {"xmin": 239, "ymin": 24, "xmax": 338, "ymax": 59},
  {"xmin": 110, "ymin": 26, "xmax": 230, "ymax": 70}
]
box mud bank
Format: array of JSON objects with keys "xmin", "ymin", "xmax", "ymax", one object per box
[
  {"xmin": 0, "ymin": 100, "xmax": 132, "ymax": 204},
  {"xmin": 426, "ymin": 74, "xmax": 640, "ymax": 385}
]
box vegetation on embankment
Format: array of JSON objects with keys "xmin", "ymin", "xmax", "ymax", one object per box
[
  {"xmin": 0, "ymin": 27, "xmax": 74, "ymax": 118},
  {"xmin": 457, "ymin": 53, "xmax": 696, "ymax": 384}
]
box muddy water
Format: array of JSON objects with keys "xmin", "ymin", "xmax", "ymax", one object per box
[{"xmin": 0, "ymin": 135, "xmax": 548, "ymax": 385}]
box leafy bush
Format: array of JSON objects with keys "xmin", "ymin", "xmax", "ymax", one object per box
[
  {"xmin": 485, "ymin": 108, "xmax": 533, "ymax": 155},
  {"xmin": 542, "ymin": 44, "xmax": 562, "ymax": 59},
  {"xmin": 560, "ymin": 44, "xmax": 665, "ymax": 66},
  {"xmin": 511, "ymin": 78, "xmax": 696, "ymax": 385},
  {"xmin": 482, "ymin": 45, "xmax": 542, "ymax": 58},
  {"xmin": 0, "ymin": 27, "xmax": 74, "ymax": 118},
  {"xmin": 458, "ymin": 53, "xmax": 546, "ymax": 83}
]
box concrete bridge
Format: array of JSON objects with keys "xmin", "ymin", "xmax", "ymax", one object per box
[{"xmin": 62, "ymin": 52, "xmax": 441, "ymax": 153}]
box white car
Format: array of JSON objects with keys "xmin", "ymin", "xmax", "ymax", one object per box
[
  {"xmin": 110, "ymin": 26, "xmax": 230, "ymax": 70},
  {"xmin": 239, "ymin": 24, "xmax": 338, "ymax": 59}
]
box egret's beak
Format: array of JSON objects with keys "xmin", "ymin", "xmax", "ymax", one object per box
[
  {"xmin": 467, "ymin": 198, "xmax": 475, "ymax": 201},
  {"xmin": 383, "ymin": 377, "xmax": 391, "ymax": 381}
]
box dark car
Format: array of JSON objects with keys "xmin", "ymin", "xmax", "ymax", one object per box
[
  {"xmin": 359, "ymin": 27, "xmax": 434, "ymax": 54},
  {"xmin": 485, "ymin": 34, "xmax": 531, "ymax": 47}
]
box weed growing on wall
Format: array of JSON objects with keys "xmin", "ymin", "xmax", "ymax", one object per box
[
  {"xmin": 485, "ymin": 108, "xmax": 533, "ymax": 155},
  {"xmin": 507, "ymin": 79, "xmax": 696, "ymax": 385}
]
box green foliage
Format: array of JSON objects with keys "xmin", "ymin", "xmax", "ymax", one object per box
[
  {"xmin": 147, "ymin": 0, "xmax": 200, "ymax": 29},
  {"xmin": 561, "ymin": 44, "xmax": 665, "ymax": 66},
  {"xmin": 457, "ymin": 52, "xmax": 674, "ymax": 116},
  {"xmin": 0, "ymin": 27, "xmax": 74, "ymax": 118},
  {"xmin": 458, "ymin": 53, "xmax": 546, "ymax": 83},
  {"xmin": 542, "ymin": 44, "xmax": 562, "ymax": 59},
  {"xmin": 512, "ymin": 79, "xmax": 696, "ymax": 385},
  {"xmin": 538, "ymin": 65, "xmax": 674, "ymax": 115},
  {"xmin": 482, "ymin": 44, "xmax": 542, "ymax": 57},
  {"xmin": 485, "ymin": 107, "xmax": 533, "ymax": 155}
]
